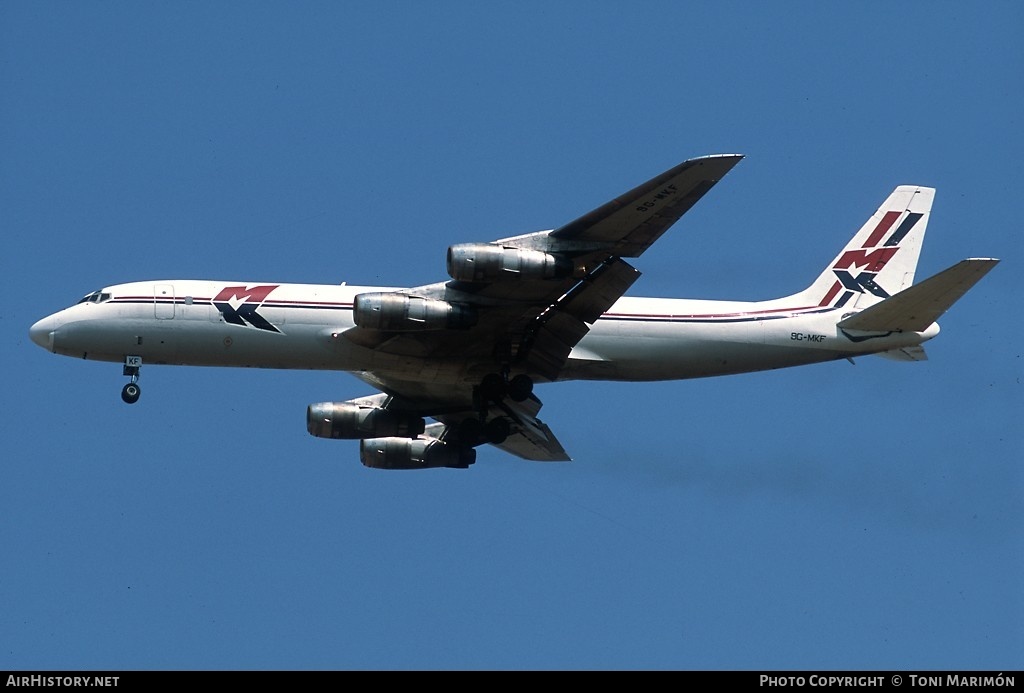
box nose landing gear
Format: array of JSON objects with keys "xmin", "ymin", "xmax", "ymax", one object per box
[{"xmin": 121, "ymin": 355, "xmax": 142, "ymax": 404}]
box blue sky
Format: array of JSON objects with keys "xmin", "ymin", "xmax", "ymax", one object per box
[{"xmin": 3, "ymin": 1, "xmax": 1021, "ymax": 671}]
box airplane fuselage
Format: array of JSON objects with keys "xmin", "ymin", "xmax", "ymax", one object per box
[
  {"xmin": 26, "ymin": 156, "xmax": 996, "ymax": 468},
  {"xmin": 30, "ymin": 279, "xmax": 938, "ymax": 385}
]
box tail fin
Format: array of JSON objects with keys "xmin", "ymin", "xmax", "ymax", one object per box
[{"xmin": 797, "ymin": 186, "xmax": 935, "ymax": 309}]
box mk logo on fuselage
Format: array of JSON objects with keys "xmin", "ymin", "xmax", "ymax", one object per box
[{"xmin": 213, "ymin": 285, "xmax": 281, "ymax": 332}]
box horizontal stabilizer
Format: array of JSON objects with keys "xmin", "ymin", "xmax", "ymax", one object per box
[{"xmin": 838, "ymin": 258, "xmax": 999, "ymax": 332}]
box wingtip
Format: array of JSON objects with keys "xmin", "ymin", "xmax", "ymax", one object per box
[
  {"xmin": 682, "ymin": 153, "xmax": 744, "ymax": 175},
  {"xmin": 696, "ymin": 153, "xmax": 744, "ymax": 176}
]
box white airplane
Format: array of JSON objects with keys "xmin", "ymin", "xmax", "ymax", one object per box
[{"xmin": 29, "ymin": 154, "xmax": 998, "ymax": 469}]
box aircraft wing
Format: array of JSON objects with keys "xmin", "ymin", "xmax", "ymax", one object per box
[{"xmin": 342, "ymin": 154, "xmax": 743, "ymax": 460}]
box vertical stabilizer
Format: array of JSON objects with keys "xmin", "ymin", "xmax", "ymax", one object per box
[{"xmin": 797, "ymin": 186, "xmax": 934, "ymax": 310}]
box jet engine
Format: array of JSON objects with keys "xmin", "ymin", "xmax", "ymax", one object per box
[
  {"xmin": 307, "ymin": 402, "xmax": 425, "ymax": 439},
  {"xmin": 447, "ymin": 243, "xmax": 571, "ymax": 283},
  {"xmin": 360, "ymin": 437, "xmax": 476, "ymax": 470},
  {"xmin": 352, "ymin": 293, "xmax": 477, "ymax": 331}
]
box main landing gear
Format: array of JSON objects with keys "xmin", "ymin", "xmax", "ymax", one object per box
[
  {"xmin": 121, "ymin": 355, "xmax": 142, "ymax": 404},
  {"xmin": 478, "ymin": 372, "xmax": 534, "ymax": 403},
  {"xmin": 460, "ymin": 372, "xmax": 535, "ymax": 446}
]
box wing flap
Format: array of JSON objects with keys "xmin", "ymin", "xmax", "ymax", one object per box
[
  {"xmin": 520, "ymin": 257, "xmax": 641, "ymax": 380},
  {"xmin": 490, "ymin": 396, "xmax": 571, "ymax": 461},
  {"xmin": 432, "ymin": 398, "xmax": 571, "ymax": 462},
  {"xmin": 492, "ymin": 424, "xmax": 571, "ymax": 462},
  {"xmin": 561, "ymin": 257, "xmax": 642, "ymax": 324}
]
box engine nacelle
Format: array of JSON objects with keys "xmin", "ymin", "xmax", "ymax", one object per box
[
  {"xmin": 352, "ymin": 293, "xmax": 477, "ymax": 331},
  {"xmin": 307, "ymin": 402, "xmax": 425, "ymax": 439},
  {"xmin": 447, "ymin": 243, "xmax": 571, "ymax": 283},
  {"xmin": 360, "ymin": 437, "xmax": 476, "ymax": 470}
]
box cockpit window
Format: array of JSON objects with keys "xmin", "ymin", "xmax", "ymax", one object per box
[{"xmin": 76, "ymin": 291, "xmax": 112, "ymax": 304}]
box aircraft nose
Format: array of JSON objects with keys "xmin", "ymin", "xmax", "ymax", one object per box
[{"xmin": 29, "ymin": 316, "xmax": 55, "ymax": 351}]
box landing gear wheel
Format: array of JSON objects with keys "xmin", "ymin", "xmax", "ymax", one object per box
[
  {"xmin": 479, "ymin": 373, "xmax": 506, "ymax": 402},
  {"xmin": 507, "ymin": 374, "xmax": 534, "ymax": 402},
  {"xmin": 121, "ymin": 383, "xmax": 141, "ymax": 404},
  {"xmin": 457, "ymin": 417, "xmax": 484, "ymax": 445},
  {"xmin": 483, "ymin": 417, "xmax": 510, "ymax": 445}
]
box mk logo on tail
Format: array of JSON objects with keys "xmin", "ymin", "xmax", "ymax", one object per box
[
  {"xmin": 819, "ymin": 211, "xmax": 924, "ymax": 307},
  {"xmin": 213, "ymin": 285, "xmax": 281, "ymax": 332}
]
